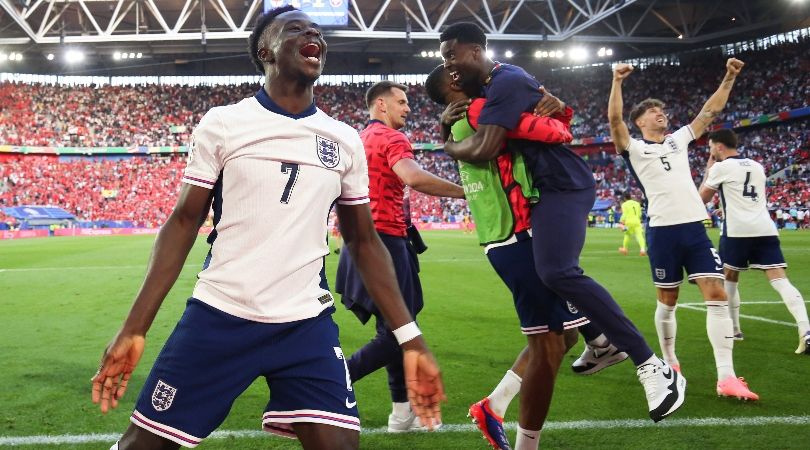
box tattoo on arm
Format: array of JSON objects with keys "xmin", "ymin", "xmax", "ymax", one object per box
[{"xmin": 698, "ymin": 110, "xmax": 719, "ymax": 125}]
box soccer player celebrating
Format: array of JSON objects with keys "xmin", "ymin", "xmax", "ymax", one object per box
[
  {"xmin": 608, "ymin": 59, "xmax": 758, "ymax": 400},
  {"xmin": 426, "ymin": 64, "xmax": 626, "ymax": 450},
  {"xmin": 335, "ymin": 80, "xmax": 463, "ymax": 433},
  {"xmin": 699, "ymin": 128, "xmax": 810, "ymax": 354},
  {"xmin": 618, "ymin": 192, "xmax": 647, "ymax": 256},
  {"xmin": 90, "ymin": 7, "xmax": 443, "ymax": 450},
  {"xmin": 438, "ymin": 22, "xmax": 684, "ymax": 427}
]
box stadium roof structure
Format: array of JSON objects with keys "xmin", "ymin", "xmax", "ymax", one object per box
[{"xmin": 1, "ymin": 0, "xmax": 808, "ymax": 75}]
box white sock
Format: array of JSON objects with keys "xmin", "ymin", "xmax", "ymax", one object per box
[
  {"xmin": 488, "ymin": 370, "xmax": 522, "ymax": 418},
  {"xmin": 725, "ymin": 280, "xmax": 742, "ymax": 333},
  {"xmin": 705, "ymin": 301, "xmax": 735, "ymax": 380},
  {"xmin": 515, "ymin": 426, "xmax": 541, "ymax": 450},
  {"xmin": 392, "ymin": 401, "xmax": 411, "ymax": 418},
  {"xmin": 587, "ymin": 333, "xmax": 609, "ymax": 348},
  {"xmin": 654, "ymin": 302, "xmax": 678, "ymax": 366},
  {"xmin": 771, "ymin": 278, "xmax": 810, "ymax": 336},
  {"xmin": 109, "ymin": 443, "xmax": 119, "ymax": 450}
]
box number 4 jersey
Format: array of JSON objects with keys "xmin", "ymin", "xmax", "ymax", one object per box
[
  {"xmin": 181, "ymin": 90, "xmax": 369, "ymax": 323},
  {"xmin": 622, "ymin": 125, "xmax": 708, "ymax": 227},
  {"xmin": 703, "ymin": 156, "xmax": 777, "ymax": 237}
]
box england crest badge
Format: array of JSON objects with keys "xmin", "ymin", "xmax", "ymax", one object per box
[
  {"xmin": 151, "ymin": 379, "xmax": 177, "ymax": 412},
  {"xmin": 316, "ymin": 135, "xmax": 340, "ymax": 168},
  {"xmin": 655, "ymin": 268, "xmax": 666, "ymax": 280}
]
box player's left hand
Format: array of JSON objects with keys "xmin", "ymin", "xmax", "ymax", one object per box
[
  {"xmin": 402, "ymin": 337, "xmax": 445, "ymax": 430},
  {"xmin": 533, "ymin": 87, "xmax": 565, "ymax": 117},
  {"xmin": 91, "ymin": 332, "xmax": 146, "ymax": 413},
  {"xmin": 726, "ymin": 58, "xmax": 744, "ymax": 76}
]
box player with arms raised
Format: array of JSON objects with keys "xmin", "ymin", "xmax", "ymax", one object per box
[
  {"xmin": 699, "ymin": 128, "xmax": 810, "ymax": 354},
  {"xmin": 608, "ymin": 58, "xmax": 758, "ymax": 400},
  {"xmin": 90, "ymin": 7, "xmax": 443, "ymax": 450}
]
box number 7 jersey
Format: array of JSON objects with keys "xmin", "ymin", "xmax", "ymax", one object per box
[
  {"xmin": 622, "ymin": 125, "xmax": 709, "ymax": 227},
  {"xmin": 703, "ymin": 156, "xmax": 777, "ymax": 237},
  {"xmin": 181, "ymin": 92, "xmax": 369, "ymax": 323}
]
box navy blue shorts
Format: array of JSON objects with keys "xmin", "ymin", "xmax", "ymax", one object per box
[
  {"xmin": 720, "ymin": 235, "xmax": 786, "ymax": 271},
  {"xmin": 486, "ymin": 234, "xmax": 589, "ymax": 334},
  {"xmin": 336, "ymin": 233, "xmax": 423, "ymax": 324},
  {"xmin": 646, "ymin": 221, "xmax": 725, "ymax": 287},
  {"xmin": 131, "ymin": 299, "xmax": 358, "ymax": 448}
]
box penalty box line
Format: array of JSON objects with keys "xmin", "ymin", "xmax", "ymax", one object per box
[{"xmin": 2, "ymin": 415, "xmax": 810, "ymax": 446}]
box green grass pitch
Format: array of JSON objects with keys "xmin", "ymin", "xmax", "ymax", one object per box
[{"xmin": 1, "ymin": 228, "xmax": 809, "ymax": 449}]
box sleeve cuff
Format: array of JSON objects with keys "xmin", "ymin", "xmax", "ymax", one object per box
[
  {"xmin": 182, "ymin": 174, "xmax": 217, "ymax": 189},
  {"xmin": 337, "ymin": 196, "xmax": 370, "ymax": 206}
]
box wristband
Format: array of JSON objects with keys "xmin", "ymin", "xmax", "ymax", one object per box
[{"xmin": 392, "ymin": 321, "xmax": 421, "ymax": 345}]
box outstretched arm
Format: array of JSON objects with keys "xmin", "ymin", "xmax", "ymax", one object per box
[
  {"xmin": 91, "ymin": 184, "xmax": 212, "ymax": 413},
  {"xmin": 337, "ymin": 203, "xmax": 445, "ymax": 428},
  {"xmin": 393, "ymin": 158, "xmax": 465, "ymax": 198},
  {"xmin": 608, "ymin": 64, "xmax": 633, "ymax": 154},
  {"xmin": 689, "ymin": 58, "xmax": 744, "ymax": 138}
]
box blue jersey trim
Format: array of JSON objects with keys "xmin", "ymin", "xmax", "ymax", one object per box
[
  {"xmin": 255, "ymin": 88, "xmax": 317, "ymax": 119},
  {"xmin": 621, "ymin": 150, "xmax": 649, "ymax": 217}
]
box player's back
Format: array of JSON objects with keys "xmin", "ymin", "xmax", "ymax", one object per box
[
  {"xmin": 707, "ymin": 156, "xmax": 776, "ymax": 237},
  {"xmin": 621, "ymin": 199, "xmax": 643, "ymax": 224},
  {"xmin": 623, "ymin": 125, "xmax": 707, "ymax": 227}
]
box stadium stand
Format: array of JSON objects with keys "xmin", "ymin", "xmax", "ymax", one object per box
[{"xmin": 1, "ymin": 40, "xmax": 807, "ymax": 229}]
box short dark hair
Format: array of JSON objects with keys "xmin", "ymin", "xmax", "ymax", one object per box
[
  {"xmin": 425, "ymin": 64, "xmax": 449, "ymax": 105},
  {"xmin": 247, "ymin": 5, "xmax": 298, "ymax": 75},
  {"xmin": 440, "ymin": 22, "xmax": 487, "ymax": 46},
  {"xmin": 623, "ymin": 192, "xmax": 632, "ymax": 200},
  {"xmin": 629, "ymin": 98, "xmax": 665, "ymax": 128},
  {"xmin": 707, "ymin": 128, "xmax": 738, "ymax": 149},
  {"xmin": 365, "ymin": 81, "xmax": 408, "ymax": 109}
]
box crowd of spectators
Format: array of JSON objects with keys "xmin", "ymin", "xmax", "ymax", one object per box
[
  {"xmin": 0, "ymin": 155, "xmax": 184, "ymax": 227},
  {"xmin": 1, "ymin": 39, "xmax": 806, "ymax": 149},
  {"xmin": 1, "ymin": 39, "xmax": 807, "ymax": 228}
]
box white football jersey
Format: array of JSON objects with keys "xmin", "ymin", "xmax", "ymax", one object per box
[
  {"xmin": 703, "ymin": 156, "xmax": 777, "ymax": 237},
  {"xmin": 623, "ymin": 125, "xmax": 708, "ymax": 227},
  {"xmin": 182, "ymin": 92, "xmax": 369, "ymax": 323}
]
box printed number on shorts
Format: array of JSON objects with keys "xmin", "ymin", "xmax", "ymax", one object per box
[
  {"xmin": 280, "ymin": 162, "xmax": 300, "ymax": 204},
  {"xmin": 710, "ymin": 247, "xmax": 723, "ymax": 270}
]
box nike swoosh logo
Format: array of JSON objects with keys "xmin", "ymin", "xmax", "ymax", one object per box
[
  {"xmin": 715, "ymin": 266, "xmax": 723, "ymax": 271},
  {"xmin": 345, "ymin": 398, "xmax": 357, "ymax": 409},
  {"xmin": 521, "ymin": 433, "xmax": 536, "ymax": 439},
  {"xmin": 661, "ymin": 366, "xmax": 673, "ymax": 381}
]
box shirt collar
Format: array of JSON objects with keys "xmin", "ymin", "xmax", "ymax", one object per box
[{"xmin": 255, "ymin": 87, "xmax": 317, "ymax": 119}]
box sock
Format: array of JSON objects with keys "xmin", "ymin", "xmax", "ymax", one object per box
[
  {"xmin": 724, "ymin": 280, "xmax": 742, "ymax": 333},
  {"xmin": 637, "ymin": 229, "xmax": 647, "ymax": 252},
  {"xmin": 392, "ymin": 401, "xmax": 411, "ymax": 418},
  {"xmin": 586, "ymin": 333, "xmax": 609, "ymax": 348},
  {"xmin": 487, "ymin": 370, "xmax": 522, "ymax": 418},
  {"xmin": 654, "ymin": 302, "xmax": 678, "ymax": 366},
  {"xmin": 705, "ymin": 301, "xmax": 735, "ymax": 380},
  {"xmin": 622, "ymin": 233, "xmax": 631, "ymax": 250},
  {"xmin": 637, "ymin": 354, "xmax": 664, "ymax": 368},
  {"xmin": 109, "ymin": 443, "xmax": 119, "ymax": 450},
  {"xmin": 515, "ymin": 426, "xmax": 541, "ymax": 450},
  {"xmin": 771, "ymin": 278, "xmax": 810, "ymax": 336}
]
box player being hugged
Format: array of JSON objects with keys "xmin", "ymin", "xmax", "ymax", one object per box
[
  {"xmin": 699, "ymin": 128, "xmax": 810, "ymax": 354},
  {"xmin": 90, "ymin": 6, "xmax": 444, "ymax": 450},
  {"xmin": 608, "ymin": 58, "xmax": 759, "ymax": 401}
]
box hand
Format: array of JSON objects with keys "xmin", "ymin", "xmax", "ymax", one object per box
[
  {"xmin": 613, "ymin": 63, "xmax": 634, "ymax": 80},
  {"xmin": 91, "ymin": 333, "xmax": 146, "ymax": 413},
  {"xmin": 726, "ymin": 58, "xmax": 744, "ymax": 76},
  {"xmin": 402, "ymin": 338, "xmax": 445, "ymax": 430},
  {"xmin": 441, "ymin": 100, "xmax": 470, "ymax": 126},
  {"xmin": 533, "ymin": 87, "xmax": 565, "ymax": 117}
]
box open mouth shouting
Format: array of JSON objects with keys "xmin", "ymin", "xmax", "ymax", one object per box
[{"xmin": 299, "ymin": 42, "xmax": 322, "ymax": 64}]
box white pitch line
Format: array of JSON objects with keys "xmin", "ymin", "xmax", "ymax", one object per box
[
  {"xmin": 679, "ymin": 303, "xmax": 797, "ymax": 328},
  {"xmin": 681, "ymin": 301, "xmax": 810, "ymax": 306},
  {"xmin": 1, "ymin": 415, "xmax": 808, "ymax": 446},
  {"xmin": 0, "ymin": 264, "xmax": 200, "ymax": 273}
]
